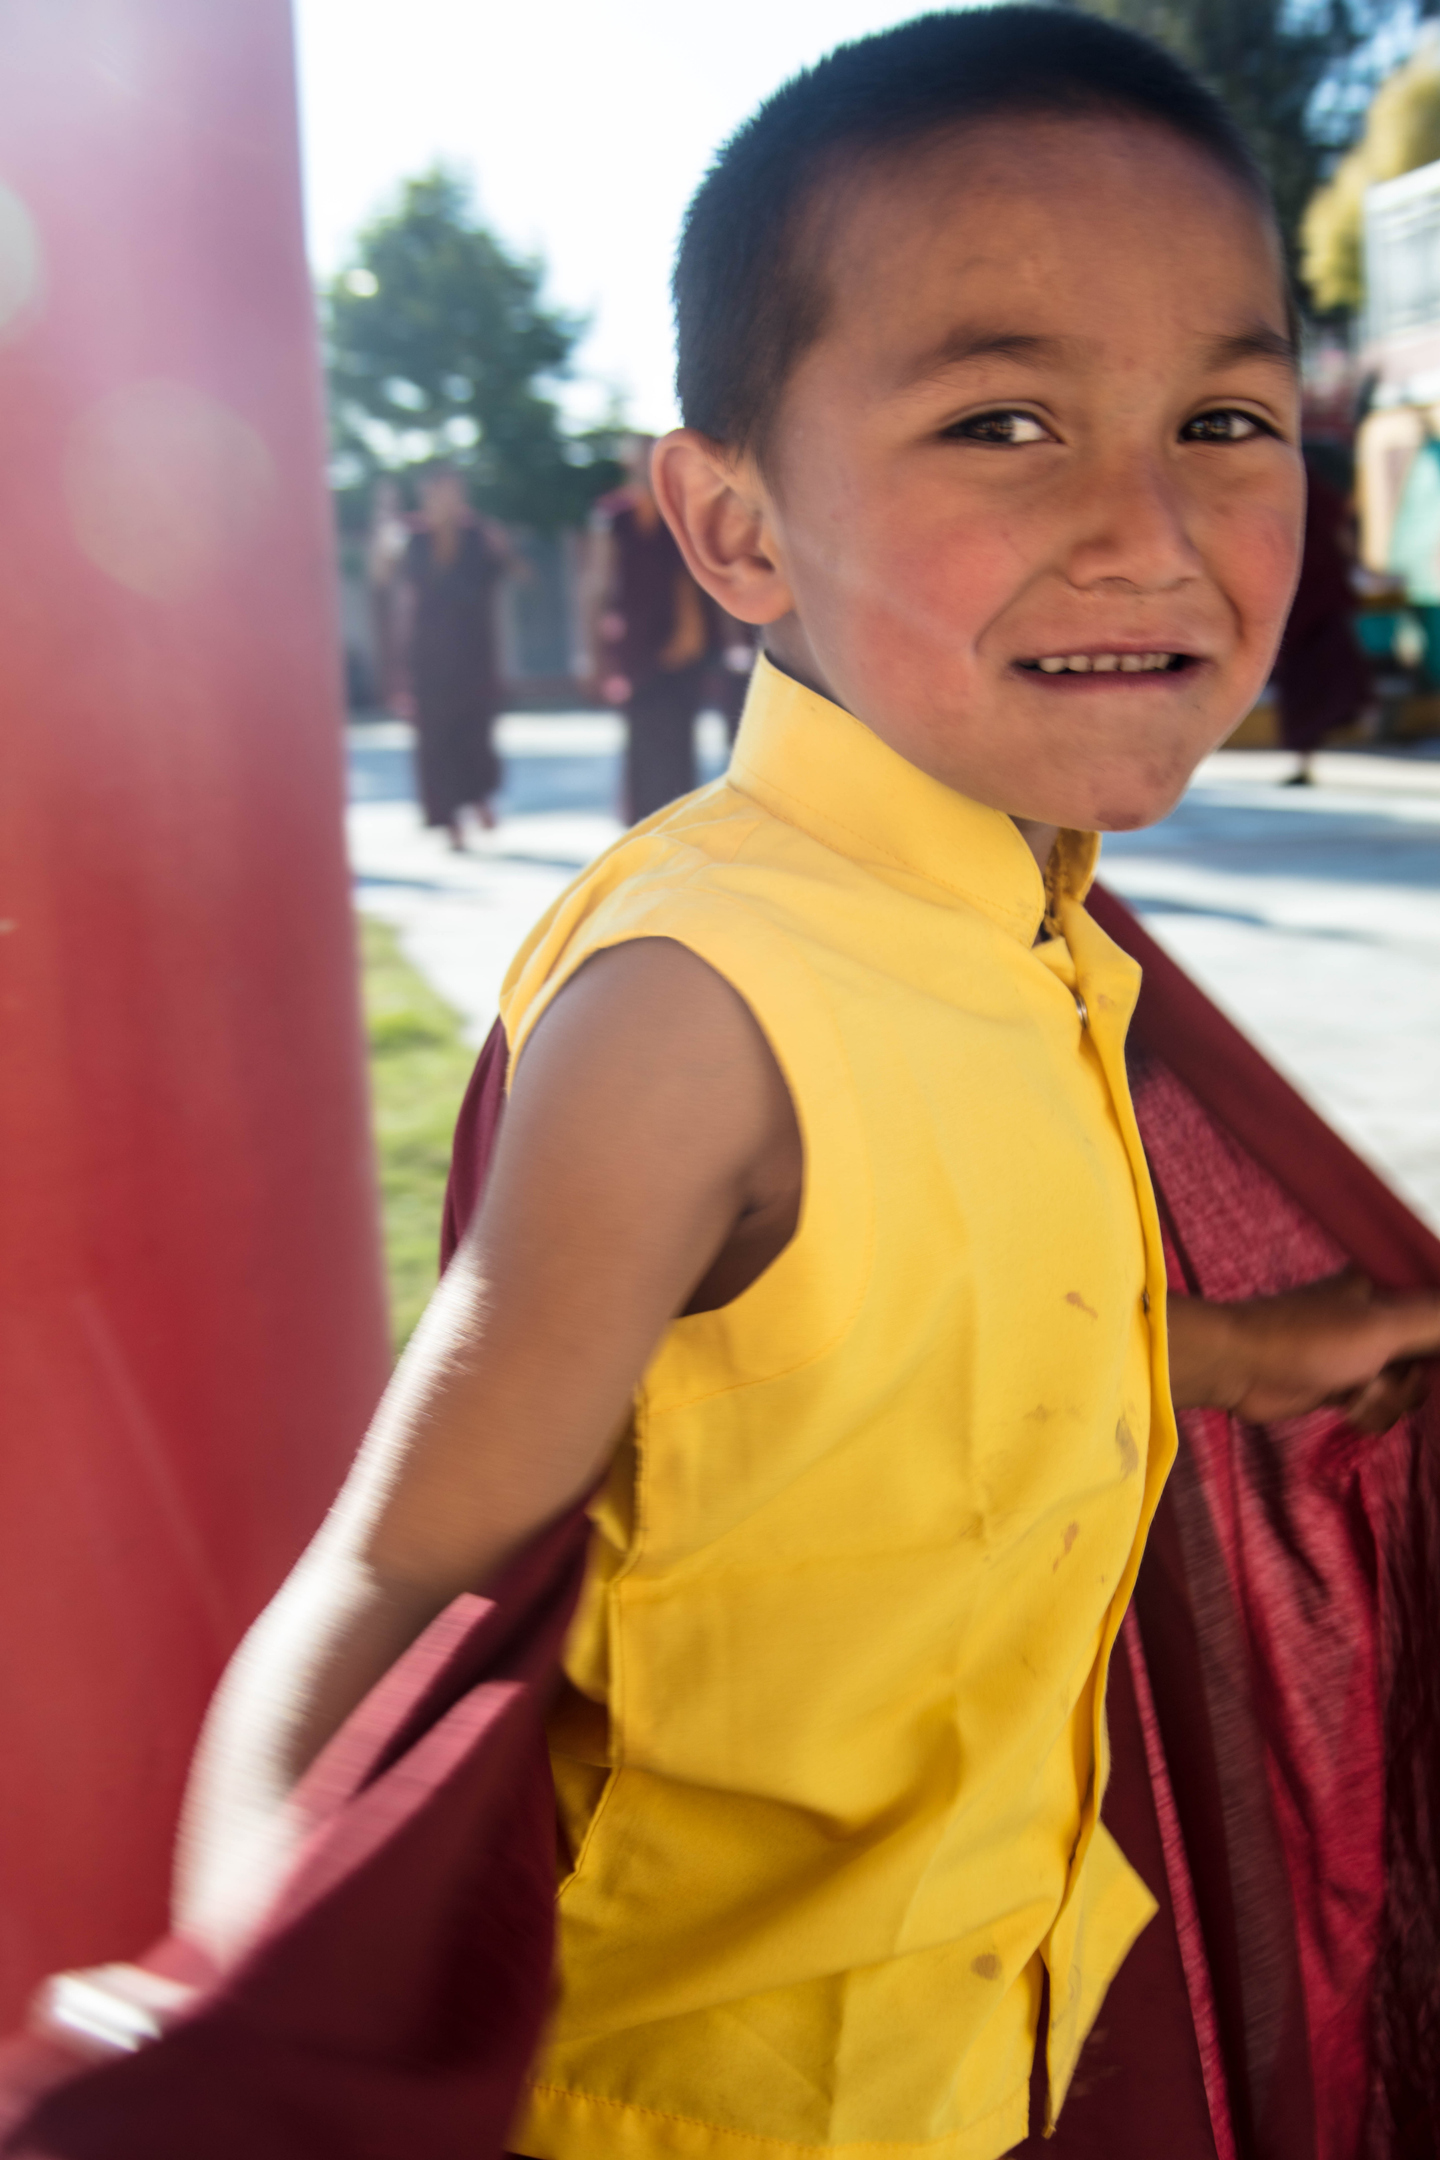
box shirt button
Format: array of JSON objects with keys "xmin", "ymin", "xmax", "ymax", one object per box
[{"xmin": 1074, "ymin": 993, "xmax": 1089, "ymax": 1028}]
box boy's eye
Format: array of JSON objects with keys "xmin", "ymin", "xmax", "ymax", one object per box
[
  {"xmin": 944, "ymin": 409, "xmax": 1051, "ymax": 447},
  {"xmin": 1182, "ymin": 408, "xmax": 1271, "ymax": 444}
]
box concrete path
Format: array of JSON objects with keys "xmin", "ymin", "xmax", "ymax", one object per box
[
  {"xmin": 349, "ymin": 712, "xmax": 732, "ymax": 1046},
  {"xmin": 349, "ymin": 719, "xmax": 1440, "ymax": 1235}
]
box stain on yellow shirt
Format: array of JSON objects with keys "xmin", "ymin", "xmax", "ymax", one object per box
[{"xmin": 502, "ymin": 657, "xmax": 1176, "ymax": 2160}]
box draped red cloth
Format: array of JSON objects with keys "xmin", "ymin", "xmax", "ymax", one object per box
[
  {"xmin": 1086, "ymin": 888, "xmax": 1440, "ymax": 2160},
  {"xmin": 2, "ymin": 885, "xmax": 1437, "ymax": 2159}
]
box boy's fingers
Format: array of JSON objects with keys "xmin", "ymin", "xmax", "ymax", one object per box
[
  {"xmin": 1339, "ymin": 1361, "xmax": 1432, "ymax": 1435},
  {"xmin": 1370, "ymin": 1291, "xmax": 1440, "ymax": 1364},
  {"xmin": 1401, "ymin": 1290, "xmax": 1440, "ymax": 1347},
  {"xmin": 1328, "ymin": 1267, "xmax": 1375, "ymax": 1305},
  {"xmin": 1306, "ymin": 1275, "xmax": 1440, "ymax": 1364}
]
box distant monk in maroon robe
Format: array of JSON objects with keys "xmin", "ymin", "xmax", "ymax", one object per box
[
  {"xmin": 709, "ymin": 609, "xmax": 760, "ymax": 743},
  {"xmin": 1273, "ymin": 447, "xmax": 1372, "ymax": 783},
  {"xmin": 365, "ymin": 478, "xmax": 411, "ymax": 717},
  {"xmin": 589, "ymin": 435, "xmax": 714, "ymax": 821},
  {"xmin": 404, "ymin": 464, "xmax": 511, "ymax": 847}
]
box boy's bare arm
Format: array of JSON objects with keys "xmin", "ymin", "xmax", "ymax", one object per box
[
  {"xmin": 175, "ymin": 938, "xmax": 799, "ymax": 1953},
  {"xmin": 1168, "ymin": 1273, "xmax": 1440, "ymax": 1431}
]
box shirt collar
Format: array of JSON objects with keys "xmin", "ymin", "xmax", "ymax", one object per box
[{"xmin": 728, "ymin": 655, "xmax": 1100, "ymax": 946}]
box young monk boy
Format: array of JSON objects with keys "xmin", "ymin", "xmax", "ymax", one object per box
[{"xmin": 178, "ymin": 10, "xmax": 1440, "ymax": 2153}]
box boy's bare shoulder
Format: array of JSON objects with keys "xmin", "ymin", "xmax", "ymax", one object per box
[
  {"xmin": 521, "ymin": 936, "xmax": 785, "ymax": 1138},
  {"xmin": 500, "ymin": 937, "xmax": 801, "ymax": 1306}
]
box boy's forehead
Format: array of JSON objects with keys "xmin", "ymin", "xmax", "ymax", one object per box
[{"xmin": 814, "ymin": 112, "xmax": 1288, "ymax": 372}]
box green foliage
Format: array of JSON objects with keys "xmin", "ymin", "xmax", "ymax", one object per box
[
  {"xmin": 325, "ymin": 168, "xmax": 624, "ymax": 530},
  {"xmin": 1304, "ymin": 40, "xmax": 1440, "ymax": 309},
  {"xmin": 1084, "ymin": 1, "xmax": 1438, "ymax": 290},
  {"xmin": 359, "ymin": 913, "xmax": 477, "ymax": 1354}
]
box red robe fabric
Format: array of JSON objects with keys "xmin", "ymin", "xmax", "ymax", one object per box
[
  {"xmin": 1271, "ymin": 463, "xmax": 1371, "ymax": 756},
  {"xmin": 1087, "ymin": 888, "xmax": 1440, "ymax": 2160},
  {"xmin": 2, "ymin": 886, "xmax": 1437, "ymax": 2159}
]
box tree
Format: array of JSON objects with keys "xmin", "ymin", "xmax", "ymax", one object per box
[
  {"xmin": 1303, "ymin": 38, "xmax": 1440, "ymax": 308},
  {"xmin": 1083, "ymin": 1, "xmax": 1440, "ymax": 290},
  {"xmin": 324, "ymin": 168, "xmax": 622, "ymax": 530}
]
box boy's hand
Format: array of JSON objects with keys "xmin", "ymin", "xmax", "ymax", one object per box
[{"xmin": 1167, "ymin": 1272, "xmax": 1440, "ymax": 1431}]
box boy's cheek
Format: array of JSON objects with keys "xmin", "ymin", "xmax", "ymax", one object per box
[
  {"xmin": 1265, "ymin": 507, "xmax": 1307, "ymax": 621},
  {"xmin": 847, "ymin": 582, "xmax": 997, "ymax": 707},
  {"xmin": 798, "ymin": 527, "xmax": 999, "ymax": 681},
  {"xmin": 863, "ymin": 524, "xmax": 1015, "ymax": 654},
  {"xmin": 1210, "ymin": 499, "xmax": 1305, "ymax": 639},
  {"xmin": 786, "ymin": 464, "xmax": 1023, "ymax": 667}
]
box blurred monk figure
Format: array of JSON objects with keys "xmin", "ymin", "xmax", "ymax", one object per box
[
  {"xmin": 1274, "ymin": 445, "xmax": 1373, "ymax": 785},
  {"xmin": 365, "ymin": 478, "xmax": 412, "ymax": 717},
  {"xmin": 588, "ymin": 434, "xmax": 715, "ymax": 820},
  {"xmin": 710, "ymin": 609, "xmax": 760, "ymax": 743},
  {"xmin": 404, "ymin": 463, "xmax": 512, "ymax": 847}
]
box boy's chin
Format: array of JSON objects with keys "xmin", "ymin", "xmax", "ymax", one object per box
[
  {"xmin": 1018, "ymin": 729, "xmax": 1223, "ymax": 835},
  {"xmin": 1004, "ymin": 762, "xmax": 1196, "ymax": 837},
  {"xmin": 1089, "ymin": 795, "xmax": 1184, "ymax": 835}
]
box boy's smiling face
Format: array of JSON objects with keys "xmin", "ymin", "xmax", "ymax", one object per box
[{"xmin": 659, "ymin": 112, "xmax": 1304, "ymax": 836}]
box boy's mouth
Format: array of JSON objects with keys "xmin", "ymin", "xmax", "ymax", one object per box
[{"xmin": 1016, "ymin": 651, "xmax": 1194, "ymax": 676}]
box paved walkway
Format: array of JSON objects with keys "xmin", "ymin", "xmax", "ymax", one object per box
[
  {"xmin": 349, "ymin": 712, "xmax": 729, "ymax": 1051},
  {"xmin": 349, "ymin": 718, "xmax": 1440, "ymax": 1234}
]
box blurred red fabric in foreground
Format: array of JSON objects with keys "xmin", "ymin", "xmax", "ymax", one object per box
[{"xmin": 0, "ymin": 0, "xmax": 388, "ymax": 2031}]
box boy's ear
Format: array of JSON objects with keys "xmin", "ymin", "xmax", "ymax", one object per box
[{"xmin": 651, "ymin": 430, "xmax": 794, "ymax": 625}]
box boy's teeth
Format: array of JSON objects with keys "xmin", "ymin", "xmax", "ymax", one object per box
[{"xmin": 1033, "ymin": 652, "xmax": 1175, "ymax": 674}]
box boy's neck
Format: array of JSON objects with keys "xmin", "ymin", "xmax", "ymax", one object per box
[
  {"xmin": 1010, "ymin": 815, "xmax": 1063, "ymax": 878},
  {"xmin": 760, "ymin": 633, "xmax": 1062, "ymax": 878}
]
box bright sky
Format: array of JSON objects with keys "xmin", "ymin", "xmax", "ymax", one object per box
[{"xmin": 293, "ymin": 0, "xmax": 966, "ymax": 431}]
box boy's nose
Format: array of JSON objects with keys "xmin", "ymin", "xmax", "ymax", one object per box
[{"xmin": 1061, "ymin": 455, "xmax": 1201, "ymax": 596}]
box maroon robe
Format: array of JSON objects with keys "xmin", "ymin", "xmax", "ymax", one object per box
[
  {"xmin": 596, "ymin": 488, "xmax": 716, "ymax": 821},
  {"xmin": 406, "ymin": 525, "xmax": 505, "ymax": 825},
  {"xmin": 2, "ymin": 888, "xmax": 1437, "ymax": 2159},
  {"xmin": 1273, "ymin": 463, "xmax": 1371, "ymax": 756}
]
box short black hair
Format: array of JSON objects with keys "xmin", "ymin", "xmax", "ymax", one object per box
[{"xmin": 674, "ymin": 6, "xmax": 1279, "ymax": 461}]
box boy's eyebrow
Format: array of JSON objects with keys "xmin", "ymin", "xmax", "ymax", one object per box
[
  {"xmin": 896, "ymin": 322, "xmax": 1299, "ymax": 388},
  {"xmin": 900, "ymin": 329, "xmax": 1074, "ymax": 386},
  {"xmin": 1199, "ymin": 325, "xmax": 1299, "ymax": 372}
]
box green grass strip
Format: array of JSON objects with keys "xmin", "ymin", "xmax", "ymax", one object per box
[{"xmin": 360, "ymin": 914, "xmax": 478, "ymax": 1354}]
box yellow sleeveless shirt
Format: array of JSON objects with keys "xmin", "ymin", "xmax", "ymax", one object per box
[{"xmin": 502, "ymin": 658, "xmax": 1177, "ymax": 2160}]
